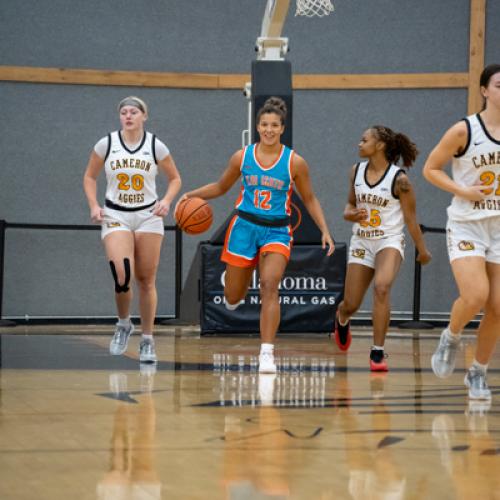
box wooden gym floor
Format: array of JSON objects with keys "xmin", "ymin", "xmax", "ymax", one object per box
[{"xmin": 0, "ymin": 325, "xmax": 499, "ymax": 500}]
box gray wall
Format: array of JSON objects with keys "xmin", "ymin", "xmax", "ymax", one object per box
[{"xmin": 0, "ymin": 0, "xmax": 497, "ymax": 320}]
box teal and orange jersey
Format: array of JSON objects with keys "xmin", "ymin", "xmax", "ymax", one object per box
[{"xmin": 234, "ymin": 143, "xmax": 294, "ymax": 220}]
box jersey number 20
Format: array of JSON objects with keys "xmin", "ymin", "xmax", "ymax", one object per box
[{"xmin": 117, "ymin": 173, "xmax": 144, "ymax": 191}]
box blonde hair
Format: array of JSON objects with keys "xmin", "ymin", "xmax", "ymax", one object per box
[{"xmin": 117, "ymin": 96, "xmax": 148, "ymax": 114}]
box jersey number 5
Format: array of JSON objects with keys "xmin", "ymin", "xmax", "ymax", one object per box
[
  {"xmin": 359, "ymin": 209, "xmax": 382, "ymax": 228},
  {"xmin": 254, "ymin": 189, "xmax": 272, "ymax": 210}
]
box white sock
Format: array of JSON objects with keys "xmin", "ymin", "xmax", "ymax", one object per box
[
  {"xmin": 471, "ymin": 359, "xmax": 488, "ymax": 373},
  {"xmin": 338, "ymin": 314, "xmax": 349, "ymax": 327},
  {"xmin": 260, "ymin": 343, "xmax": 274, "ymax": 355},
  {"xmin": 142, "ymin": 333, "xmax": 154, "ymax": 342},
  {"xmin": 444, "ymin": 326, "xmax": 461, "ymax": 340},
  {"xmin": 225, "ymin": 301, "xmax": 240, "ymax": 311},
  {"xmin": 371, "ymin": 345, "xmax": 384, "ymax": 351},
  {"xmin": 117, "ymin": 317, "xmax": 131, "ymax": 327}
]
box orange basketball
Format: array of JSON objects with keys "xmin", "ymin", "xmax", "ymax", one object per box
[{"xmin": 175, "ymin": 197, "xmax": 213, "ymax": 235}]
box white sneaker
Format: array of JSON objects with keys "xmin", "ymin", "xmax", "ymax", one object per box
[
  {"xmin": 259, "ymin": 352, "xmax": 277, "ymax": 373},
  {"xmin": 464, "ymin": 367, "xmax": 491, "ymax": 400},
  {"xmin": 139, "ymin": 339, "xmax": 157, "ymax": 363},
  {"xmin": 110, "ymin": 321, "xmax": 134, "ymax": 355},
  {"xmin": 431, "ymin": 329, "xmax": 461, "ymax": 378}
]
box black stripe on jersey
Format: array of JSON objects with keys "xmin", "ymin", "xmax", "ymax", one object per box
[
  {"xmin": 352, "ymin": 162, "xmax": 361, "ymax": 188},
  {"xmin": 152, "ymin": 134, "xmax": 158, "ymax": 164},
  {"xmin": 391, "ymin": 168, "xmax": 406, "ymax": 199},
  {"xmin": 477, "ymin": 113, "xmax": 500, "ymax": 145},
  {"xmin": 105, "ymin": 198, "xmax": 156, "ymax": 212},
  {"xmin": 454, "ymin": 117, "xmax": 471, "ymax": 158},
  {"xmin": 104, "ymin": 133, "xmax": 112, "ymax": 161},
  {"xmin": 118, "ymin": 130, "xmax": 147, "ymax": 154},
  {"xmin": 363, "ymin": 162, "xmax": 392, "ymax": 188},
  {"xmin": 236, "ymin": 209, "xmax": 291, "ymax": 227}
]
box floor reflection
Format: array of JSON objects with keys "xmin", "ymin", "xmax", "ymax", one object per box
[
  {"xmin": 341, "ymin": 373, "xmax": 407, "ymax": 500},
  {"xmin": 97, "ymin": 366, "xmax": 161, "ymax": 500},
  {"xmin": 211, "ymin": 353, "xmax": 335, "ymax": 408},
  {"xmin": 431, "ymin": 400, "xmax": 500, "ymax": 500},
  {"xmin": 211, "ymin": 370, "xmax": 336, "ymax": 408},
  {"xmin": 0, "ymin": 332, "xmax": 499, "ymax": 500},
  {"xmin": 222, "ymin": 374, "xmax": 291, "ymax": 499}
]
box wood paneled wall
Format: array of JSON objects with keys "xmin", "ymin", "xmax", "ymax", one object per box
[{"xmin": 0, "ymin": 0, "xmax": 486, "ymax": 114}]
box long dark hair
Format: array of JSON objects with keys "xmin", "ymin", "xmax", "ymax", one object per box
[
  {"xmin": 480, "ymin": 64, "xmax": 500, "ymax": 110},
  {"xmin": 371, "ymin": 125, "xmax": 418, "ymax": 168},
  {"xmin": 256, "ymin": 96, "xmax": 287, "ymax": 125},
  {"xmin": 480, "ymin": 64, "xmax": 500, "ymax": 88}
]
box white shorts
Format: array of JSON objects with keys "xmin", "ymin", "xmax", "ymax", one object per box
[
  {"xmin": 348, "ymin": 234, "xmax": 405, "ymax": 269},
  {"xmin": 446, "ymin": 217, "xmax": 500, "ymax": 263},
  {"xmin": 101, "ymin": 206, "xmax": 164, "ymax": 239}
]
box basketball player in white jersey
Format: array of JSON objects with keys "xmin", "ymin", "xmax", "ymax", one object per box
[
  {"xmin": 334, "ymin": 126, "xmax": 431, "ymax": 371},
  {"xmin": 83, "ymin": 96, "xmax": 181, "ymax": 364},
  {"xmin": 423, "ymin": 64, "xmax": 500, "ymax": 401}
]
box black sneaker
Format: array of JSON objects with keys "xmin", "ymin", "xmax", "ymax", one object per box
[
  {"xmin": 334, "ymin": 312, "xmax": 352, "ymax": 351},
  {"xmin": 370, "ymin": 349, "xmax": 388, "ymax": 372}
]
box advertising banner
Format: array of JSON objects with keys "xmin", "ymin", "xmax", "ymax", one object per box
[{"xmin": 200, "ymin": 243, "xmax": 346, "ymax": 333}]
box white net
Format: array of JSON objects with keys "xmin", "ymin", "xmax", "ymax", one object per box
[{"xmin": 295, "ymin": 0, "xmax": 334, "ymax": 17}]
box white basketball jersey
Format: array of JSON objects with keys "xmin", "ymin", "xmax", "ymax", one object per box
[
  {"xmin": 352, "ymin": 162, "xmax": 405, "ymax": 239},
  {"xmin": 447, "ymin": 114, "xmax": 500, "ymax": 221},
  {"xmin": 104, "ymin": 131, "xmax": 159, "ymax": 208}
]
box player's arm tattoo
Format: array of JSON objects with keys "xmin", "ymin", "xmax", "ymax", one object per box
[{"xmin": 396, "ymin": 175, "xmax": 411, "ymax": 194}]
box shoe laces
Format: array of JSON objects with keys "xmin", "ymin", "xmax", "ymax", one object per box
[
  {"xmin": 439, "ymin": 333, "xmax": 460, "ymax": 350},
  {"xmin": 260, "ymin": 352, "xmax": 274, "ymax": 362},
  {"xmin": 370, "ymin": 349, "xmax": 387, "ymax": 363},
  {"xmin": 469, "ymin": 369, "xmax": 488, "ymax": 390},
  {"xmin": 140, "ymin": 339, "xmax": 155, "ymax": 354},
  {"xmin": 113, "ymin": 326, "xmax": 129, "ymax": 343}
]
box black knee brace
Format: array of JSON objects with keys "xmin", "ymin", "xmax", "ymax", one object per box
[{"xmin": 109, "ymin": 258, "xmax": 131, "ymax": 293}]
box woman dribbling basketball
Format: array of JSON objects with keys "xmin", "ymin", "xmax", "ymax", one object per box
[{"xmin": 178, "ymin": 97, "xmax": 335, "ymax": 373}]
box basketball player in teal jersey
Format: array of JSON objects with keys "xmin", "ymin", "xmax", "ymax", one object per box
[
  {"xmin": 424, "ymin": 64, "xmax": 500, "ymax": 402},
  {"xmin": 179, "ymin": 97, "xmax": 334, "ymax": 373},
  {"xmin": 334, "ymin": 126, "xmax": 431, "ymax": 371},
  {"xmin": 83, "ymin": 96, "xmax": 181, "ymax": 364}
]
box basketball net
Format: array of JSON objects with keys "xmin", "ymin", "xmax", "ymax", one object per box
[{"xmin": 295, "ymin": 0, "xmax": 334, "ymax": 17}]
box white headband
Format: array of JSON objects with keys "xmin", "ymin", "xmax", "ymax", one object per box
[{"xmin": 118, "ymin": 97, "xmax": 146, "ymax": 113}]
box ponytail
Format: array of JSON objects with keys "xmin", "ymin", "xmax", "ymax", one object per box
[{"xmin": 371, "ymin": 125, "xmax": 418, "ymax": 167}]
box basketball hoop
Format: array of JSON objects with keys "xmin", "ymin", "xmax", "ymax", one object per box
[{"xmin": 295, "ymin": 0, "xmax": 334, "ymax": 17}]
